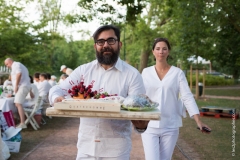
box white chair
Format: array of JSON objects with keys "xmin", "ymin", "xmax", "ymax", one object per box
[
  {"xmin": 24, "ymin": 96, "xmax": 43, "ymax": 130},
  {"xmin": 39, "ymin": 94, "xmax": 52, "ymax": 125}
]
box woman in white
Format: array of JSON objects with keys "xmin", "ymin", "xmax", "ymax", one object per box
[
  {"xmin": 141, "ymin": 38, "xmax": 211, "ymax": 160},
  {"xmin": 23, "ymin": 76, "xmax": 39, "ymax": 108}
]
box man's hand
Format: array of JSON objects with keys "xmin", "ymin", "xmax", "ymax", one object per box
[
  {"xmin": 131, "ymin": 120, "xmax": 149, "ymax": 129},
  {"xmin": 53, "ymin": 96, "xmax": 65, "ymax": 106},
  {"xmin": 6, "ymin": 94, "xmax": 12, "ymax": 98}
]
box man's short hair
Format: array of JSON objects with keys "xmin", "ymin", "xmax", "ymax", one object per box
[
  {"xmin": 40, "ymin": 73, "xmax": 48, "ymax": 79},
  {"xmin": 92, "ymin": 25, "xmax": 121, "ymax": 42},
  {"xmin": 34, "ymin": 72, "xmax": 40, "ymax": 78},
  {"xmin": 46, "ymin": 73, "xmax": 51, "ymax": 80}
]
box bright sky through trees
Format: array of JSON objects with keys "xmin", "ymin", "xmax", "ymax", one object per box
[{"xmin": 21, "ymin": 0, "xmax": 99, "ymax": 40}]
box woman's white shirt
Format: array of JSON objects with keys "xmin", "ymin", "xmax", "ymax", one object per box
[{"xmin": 142, "ymin": 66, "xmax": 199, "ymax": 128}]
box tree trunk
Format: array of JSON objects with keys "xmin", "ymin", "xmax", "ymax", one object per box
[{"xmin": 139, "ymin": 50, "xmax": 150, "ymax": 73}]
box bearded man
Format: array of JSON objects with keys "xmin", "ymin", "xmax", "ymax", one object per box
[{"xmin": 49, "ymin": 25, "xmax": 148, "ymax": 160}]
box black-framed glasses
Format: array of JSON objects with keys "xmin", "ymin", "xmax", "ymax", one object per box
[{"xmin": 95, "ymin": 38, "xmax": 118, "ymax": 46}]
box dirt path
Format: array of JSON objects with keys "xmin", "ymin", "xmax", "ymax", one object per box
[{"xmin": 8, "ymin": 117, "xmax": 198, "ymax": 160}]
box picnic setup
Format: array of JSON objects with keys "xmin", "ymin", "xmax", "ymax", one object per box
[{"xmin": 0, "ymin": 91, "xmax": 44, "ymax": 155}]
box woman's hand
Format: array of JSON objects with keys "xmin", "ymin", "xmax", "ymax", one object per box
[{"xmin": 194, "ymin": 114, "xmax": 211, "ymax": 133}]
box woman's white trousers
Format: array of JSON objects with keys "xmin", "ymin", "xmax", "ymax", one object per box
[{"xmin": 141, "ymin": 127, "xmax": 179, "ymax": 160}]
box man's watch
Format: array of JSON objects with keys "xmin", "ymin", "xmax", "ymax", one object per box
[{"xmin": 135, "ymin": 127, "xmax": 147, "ymax": 133}]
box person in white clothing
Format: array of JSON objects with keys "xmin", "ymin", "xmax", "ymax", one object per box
[
  {"xmin": 141, "ymin": 38, "xmax": 211, "ymax": 160},
  {"xmin": 46, "ymin": 73, "xmax": 51, "ymax": 81},
  {"xmin": 60, "ymin": 65, "xmax": 73, "ymax": 76},
  {"xmin": 4, "ymin": 58, "xmax": 31, "ymax": 129},
  {"xmin": 48, "ymin": 75, "xmax": 57, "ymax": 87},
  {"xmin": 33, "ymin": 72, "xmax": 40, "ymax": 87},
  {"xmin": 57, "ymin": 74, "xmax": 68, "ymax": 85},
  {"xmin": 23, "ymin": 76, "xmax": 39, "ymax": 108},
  {"xmin": 3, "ymin": 75, "xmax": 12, "ymax": 90},
  {"xmin": 38, "ymin": 73, "xmax": 51, "ymax": 102},
  {"xmin": 49, "ymin": 25, "xmax": 148, "ymax": 160}
]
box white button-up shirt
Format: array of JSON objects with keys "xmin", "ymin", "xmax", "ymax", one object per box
[
  {"xmin": 49, "ymin": 58, "xmax": 145, "ymax": 157},
  {"xmin": 142, "ymin": 66, "xmax": 199, "ymax": 129}
]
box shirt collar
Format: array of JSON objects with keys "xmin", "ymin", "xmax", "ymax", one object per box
[{"xmin": 95, "ymin": 58, "xmax": 123, "ymax": 72}]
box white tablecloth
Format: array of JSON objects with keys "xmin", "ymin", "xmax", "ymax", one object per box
[{"xmin": 0, "ymin": 97, "xmax": 17, "ymax": 113}]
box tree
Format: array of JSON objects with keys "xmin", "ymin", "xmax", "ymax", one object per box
[
  {"xmin": 203, "ymin": 0, "xmax": 240, "ymax": 81},
  {"xmin": 66, "ymin": 0, "xmax": 146, "ymax": 25},
  {"xmin": 0, "ymin": 0, "xmax": 34, "ymax": 59}
]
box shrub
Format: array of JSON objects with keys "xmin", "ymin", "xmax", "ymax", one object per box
[{"xmin": 186, "ymin": 74, "xmax": 234, "ymax": 86}]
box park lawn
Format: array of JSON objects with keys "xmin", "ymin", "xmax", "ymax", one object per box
[
  {"xmin": 204, "ymin": 88, "xmax": 240, "ymax": 97},
  {"xmin": 192, "ymin": 88, "xmax": 240, "ymax": 97},
  {"xmin": 179, "ymin": 98, "xmax": 239, "ymax": 160}
]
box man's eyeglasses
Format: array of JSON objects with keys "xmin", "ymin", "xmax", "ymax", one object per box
[{"xmin": 95, "ymin": 38, "xmax": 118, "ymax": 46}]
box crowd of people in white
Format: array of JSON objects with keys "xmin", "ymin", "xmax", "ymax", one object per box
[
  {"xmin": 2, "ymin": 58, "xmax": 71, "ymax": 129},
  {"xmin": 3, "ymin": 72, "xmax": 68, "ymax": 103}
]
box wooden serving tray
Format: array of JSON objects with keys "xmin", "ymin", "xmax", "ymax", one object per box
[{"xmin": 46, "ymin": 107, "xmax": 161, "ymax": 120}]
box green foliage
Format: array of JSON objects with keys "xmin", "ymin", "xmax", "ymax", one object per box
[
  {"xmin": 73, "ymin": 0, "xmax": 146, "ymax": 25},
  {"xmin": 0, "ymin": 0, "xmax": 33, "ymax": 59},
  {"xmin": 187, "ymin": 74, "xmax": 235, "ymax": 86},
  {"xmin": 203, "ymin": 1, "xmax": 240, "ymax": 79},
  {"xmin": 0, "ymin": 0, "xmax": 96, "ymax": 77},
  {"xmin": 122, "ymin": 20, "xmax": 158, "ymax": 68},
  {"xmin": 1, "ymin": 0, "xmax": 239, "ymax": 81}
]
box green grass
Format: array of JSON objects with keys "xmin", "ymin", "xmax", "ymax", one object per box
[
  {"xmin": 191, "ymin": 88, "xmax": 240, "ymax": 97},
  {"xmin": 180, "ymin": 115, "xmax": 239, "ymax": 160},
  {"xmin": 196, "ymin": 98, "xmax": 240, "ymax": 110},
  {"xmin": 203, "ymin": 89, "xmax": 240, "ymax": 97},
  {"xmin": 179, "ymin": 97, "xmax": 240, "ymax": 159}
]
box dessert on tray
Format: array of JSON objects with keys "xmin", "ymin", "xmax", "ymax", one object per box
[
  {"xmin": 55, "ymin": 76, "xmax": 122, "ymax": 112},
  {"xmin": 55, "ymin": 76, "xmax": 158, "ymax": 112},
  {"xmin": 67, "ymin": 76, "xmax": 118, "ymax": 100}
]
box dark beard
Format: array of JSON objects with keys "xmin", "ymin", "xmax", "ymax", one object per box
[{"xmin": 96, "ymin": 47, "xmax": 119, "ymax": 65}]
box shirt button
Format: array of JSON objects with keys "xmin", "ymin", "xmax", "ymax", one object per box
[{"xmin": 95, "ymin": 139, "xmax": 100, "ymax": 142}]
